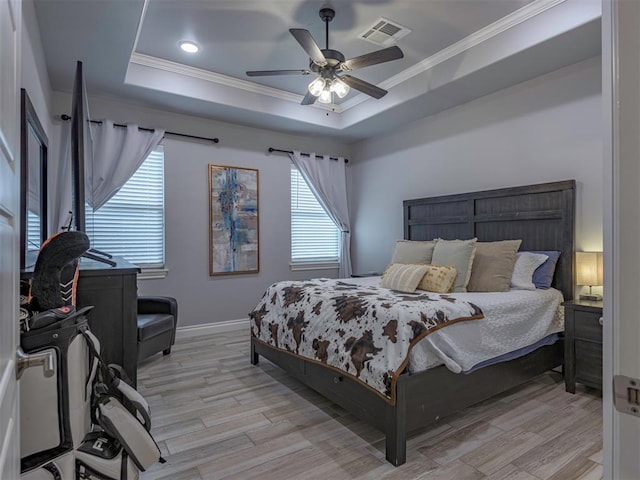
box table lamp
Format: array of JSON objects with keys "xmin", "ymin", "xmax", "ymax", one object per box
[{"xmin": 576, "ymin": 251, "xmax": 603, "ymax": 301}]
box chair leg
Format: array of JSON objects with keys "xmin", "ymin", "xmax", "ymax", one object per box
[{"xmin": 163, "ymin": 347, "xmax": 171, "ymax": 355}]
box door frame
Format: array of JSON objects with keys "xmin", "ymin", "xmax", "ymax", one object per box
[{"xmin": 602, "ymin": 0, "xmax": 640, "ymax": 478}]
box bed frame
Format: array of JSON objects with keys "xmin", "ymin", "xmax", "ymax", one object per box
[{"xmin": 251, "ymin": 180, "xmax": 575, "ymax": 466}]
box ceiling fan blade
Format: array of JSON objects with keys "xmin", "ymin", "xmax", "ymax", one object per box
[
  {"xmin": 340, "ymin": 75, "xmax": 387, "ymax": 99},
  {"xmin": 246, "ymin": 69, "xmax": 312, "ymax": 77},
  {"xmin": 289, "ymin": 28, "xmax": 327, "ymax": 66},
  {"xmin": 301, "ymin": 91, "xmax": 317, "ymax": 105},
  {"xmin": 341, "ymin": 46, "xmax": 404, "ymax": 72}
]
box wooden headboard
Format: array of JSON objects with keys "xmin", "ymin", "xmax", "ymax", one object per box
[{"xmin": 404, "ymin": 180, "xmax": 575, "ymax": 300}]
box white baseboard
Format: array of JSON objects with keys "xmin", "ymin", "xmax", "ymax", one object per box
[{"xmin": 176, "ymin": 318, "xmax": 249, "ymax": 339}]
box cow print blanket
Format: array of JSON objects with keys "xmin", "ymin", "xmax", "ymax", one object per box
[{"xmin": 249, "ymin": 278, "xmax": 484, "ymax": 404}]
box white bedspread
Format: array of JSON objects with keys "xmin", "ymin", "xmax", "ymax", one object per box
[{"xmin": 349, "ymin": 276, "xmax": 564, "ymax": 374}]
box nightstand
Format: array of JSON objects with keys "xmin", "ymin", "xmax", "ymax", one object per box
[{"xmin": 564, "ymin": 300, "xmax": 603, "ymax": 393}]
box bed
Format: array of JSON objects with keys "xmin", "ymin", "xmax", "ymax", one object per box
[{"xmin": 250, "ymin": 180, "xmax": 575, "ymax": 466}]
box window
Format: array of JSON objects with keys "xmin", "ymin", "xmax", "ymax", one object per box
[
  {"xmin": 290, "ymin": 164, "xmax": 340, "ymax": 266},
  {"xmin": 85, "ymin": 148, "xmax": 164, "ymax": 269},
  {"xmin": 26, "ymin": 210, "xmax": 41, "ymax": 251}
]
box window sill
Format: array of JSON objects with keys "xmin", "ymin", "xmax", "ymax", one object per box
[
  {"xmin": 290, "ymin": 262, "xmax": 339, "ymax": 272},
  {"xmin": 138, "ymin": 268, "xmax": 168, "ymax": 280}
]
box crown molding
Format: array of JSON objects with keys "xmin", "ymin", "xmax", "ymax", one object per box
[
  {"xmin": 129, "ymin": 0, "xmax": 564, "ymax": 114},
  {"xmin": 340, "ymin": 0, "xmax": 567, "ymax": 111},
  {"xmin": 130, "ymin": 53, "xmax": 301, "ymax": 102},
  {"xmin": 128, "ymin": 53, "xmax": 340, "ymax": 113},
  {"xmin": 129, "ymin": 0, "xmax": 150, "ymax": 61},
  {"xmin": 129, "ymin": 0, "xmax": 339, "ymax": 110}
]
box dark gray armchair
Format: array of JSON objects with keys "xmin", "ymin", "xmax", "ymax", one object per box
[{"xmin": 137, "ymin": 296, "xmax": 177, "ymax": 361}]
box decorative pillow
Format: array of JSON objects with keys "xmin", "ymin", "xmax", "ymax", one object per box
[
  {"xmin": 431, "ymin": 238, "xmax": 477, "ymax": 292},
  {"xmin": 417, "ymin": 265, "xmax": 457, "ymax": 293},
  {"xmin": 390, "ymin": 240, "xmax": 436, "ymax": 264},
  {"xmin": 511, "ymin": 252, "xmax": 549, "ymax": 290},
  {"xmin": 530, "ymin": 250, "xmax": 561, "ymax": 289},
  {"xmin": 380, "ymin": 263, "xmax": 430, "ymax": 293},
  {"xmin": 467, "ymin": 240, "xmax": 522, "ymax": 292}
]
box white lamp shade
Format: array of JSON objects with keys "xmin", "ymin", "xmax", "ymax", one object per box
[
  {"xmin": 330, "ymin": 79, "xmax": 350, "ymax": 98},
  {"xmin": 576, "ymin": 251, "xmax": 603, "ymax": 286},
  {"xmin": 308, "ymin": 77, "xmax": 326, "ymax": 96},
  {"xmin": 317, "ymin": 88, "xmax": 332, "ymax": 104}
]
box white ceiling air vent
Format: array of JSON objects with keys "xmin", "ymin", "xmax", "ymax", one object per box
[{"xmin": 358, "ymin": 18, "xmax": 411, "ymax": 47}]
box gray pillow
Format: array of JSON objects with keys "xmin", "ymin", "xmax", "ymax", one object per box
[
  {"xmin": 390, "ymin": 240, "xmax": 436, "ymax": 264},
  {"xmin": 431, "ymin": 238, "xmax": 477, "ymax": 292},
  {"xmin": 467, "ymin": 240, "xmax": 522, "ymax": 292}
]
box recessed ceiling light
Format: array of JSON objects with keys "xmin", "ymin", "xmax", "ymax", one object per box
[{"xmin": 179, "ymin": 41, "xmax": 199, "ymax": 53}]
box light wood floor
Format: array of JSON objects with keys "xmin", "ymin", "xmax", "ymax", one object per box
[{"xmin": 138, "ymin": 329, "xmax": 602, "ymax": 480}]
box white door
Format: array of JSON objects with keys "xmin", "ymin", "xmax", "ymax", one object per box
[
  {"xmin": 0, "ymin": 0, "xmax": 21, "ymax": 478},
  {"xmin": 602, "ymin": 0, "xmax": 640, "ymax": 478}
]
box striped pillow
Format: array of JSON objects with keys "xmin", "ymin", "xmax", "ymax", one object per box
[
  {"xmin": 380, "ymin": 263, "xmax": 429, "ymax": 293},
  {"xmin": 417, "ymin": 265, "xmax": 458, "ymax": 293}
]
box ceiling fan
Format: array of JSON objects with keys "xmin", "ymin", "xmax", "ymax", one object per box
[{"xmin": 246, "ymin": 7, "xmax": 404, "ymax": 105}]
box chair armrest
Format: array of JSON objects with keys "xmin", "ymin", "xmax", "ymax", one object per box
[{"xmin": 137, "ymin": 296, "xmax": 178, "ymax": 319}]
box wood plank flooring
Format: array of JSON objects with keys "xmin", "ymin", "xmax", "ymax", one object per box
[{"xmin": 138, "ymin": 330, "xmax": 602, "ymax": 480}]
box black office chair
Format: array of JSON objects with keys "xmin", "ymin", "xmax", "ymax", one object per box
[{"xmin": 137, "ymin": 296, "xmax": 177, "ymax": 361}]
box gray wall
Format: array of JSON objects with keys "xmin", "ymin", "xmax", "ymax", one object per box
[
  {"xmin": 47, "ymin": 55, "xmax": 603, "ymax": 326},
  {"xmin": 21, "ymin": 0, "xmax": 53, "ymax": 229},
  {"xmin": 50, "ymin": 93, "xmax": 351, "ymax": 327},
  {"xmin": 349, "ymin": 57, "xmax": 603, "ymax": 294},
  {"xmin": 21, "ymin": 0, "xmax": 51, "ymax": 131}
]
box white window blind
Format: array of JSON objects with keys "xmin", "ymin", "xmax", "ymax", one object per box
[
  {"xmin": 85, "ymin": 148, "xmax": 165, "ymax": 268},
  {"xmin": 26, "ymin": 211, "xmax": 41, "ymax": 251},
  {"xmin": 290, "ymin": 164, "xmax": 340, "ymax": 264}
]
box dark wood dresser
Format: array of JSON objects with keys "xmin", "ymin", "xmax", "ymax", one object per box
[
  {"xmin": 75, "ymin": 256, "xmax": 140, "ymax": 385},
  {"xmin": 564, "ymin": 300, "xmax": 603, "ymax": 393}
]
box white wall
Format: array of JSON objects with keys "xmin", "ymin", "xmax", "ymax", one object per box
[
  {"xmin": 50, "ymin": 92, "xmax": 351, "ymax": 327},
  {"xmin": 349, "ymin": 57, "xmax": 603, "ymax": 281}
]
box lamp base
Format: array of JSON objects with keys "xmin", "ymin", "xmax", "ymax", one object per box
[{"xmin": 579, "ymin": 293, "xmax": 602, "ymax": 302}]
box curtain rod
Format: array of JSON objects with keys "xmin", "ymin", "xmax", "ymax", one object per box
[
  {"xmin": 60, "ymin": 115, "xmax": 219, "ymax": 143},
  {"xmin": 268, "ymin": 147, "xmax": 348, "ymax": 163}
]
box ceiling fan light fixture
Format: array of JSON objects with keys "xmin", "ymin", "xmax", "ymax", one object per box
[
  {"xmin": 179, "ymin": 41, "xmax": 199, "ymax": 53},
  {"xmin": 246, "ymin": 7, "xmax": 403, "ymax": 105},
  {"xmin": 317, "ymin": 88, "xmax": 332, "ymax": 104},
  {"xmin": 331, "ymin": 79, "xmax": 350, "ymax": 98},
  {"xmin": 308, "ymin": 77, "xmax": 326, "ymax": 96}
]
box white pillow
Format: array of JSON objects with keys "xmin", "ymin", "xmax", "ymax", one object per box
[{"xmin": 510, "ymin": 252, "xmax": 549, "ymax": 290}]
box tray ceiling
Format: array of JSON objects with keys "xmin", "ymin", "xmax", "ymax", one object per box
[{"xmin": 33, "ymin": 0, "xmax": 601, "ymax": 141}]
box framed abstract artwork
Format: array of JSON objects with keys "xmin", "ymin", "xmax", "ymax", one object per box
[{"xmin": 208, "ymin": 164, "xmax": 259, "ymax": 275}]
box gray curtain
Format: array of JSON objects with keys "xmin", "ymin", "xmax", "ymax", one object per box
[
  {"xmin": 50, "ymin": 120, "xmax": 164, "ymax": 232},
  {"xmin": 87, "ymin": 121, "xmax": 164, "ymax": 210},
  {"xmin": 289, "ymin": 150, "xmax": 352, "ymax": 278}
]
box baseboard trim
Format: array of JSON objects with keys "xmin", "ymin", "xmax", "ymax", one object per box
[{"xmin": 176, "ymin": 318, "xmax": 249, "ymax": 339}]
